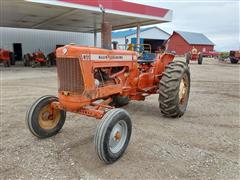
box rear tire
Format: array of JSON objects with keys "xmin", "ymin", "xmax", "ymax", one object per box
[
  {"xmin": 94, "ymin": 109, "xmax": 132, "ymax": 164},
  {"xmin": 26, "ymin": 95, "xmax": 66, "ymax": 138},
  {"xmin": 23, "ymin": 54, "xmax": 31, "ymax": 66},
  {"xmin": 10, "ymin": 52, "xmax": 15, "ymax": 65},
  {"xmin": 159, "ymin": 61, "xmax": 190, "ymax": 118},
  {"xmin": 230, "ymin": 57, "xmax": 238, "ymax": 64},
  {"xmin": 198, "ymin": 54, "xmax": 203, "ymax": 64}
]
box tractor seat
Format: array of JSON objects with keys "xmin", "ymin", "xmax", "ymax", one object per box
[{"xmin": 137, "ymin": 52, "xmax": 156, "ymax": 64}]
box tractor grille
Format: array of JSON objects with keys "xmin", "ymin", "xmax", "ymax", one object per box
[{"xmin": 56, "ymin": 58, "xmax": 84, "ymax": 94}]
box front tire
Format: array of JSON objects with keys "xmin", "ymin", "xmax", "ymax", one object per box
[
  {"xmin": 40, "ymin": 62, "xmax": 46, "ymax": 66},
  {"xmin": 26, "ymin": 95, "xmax": 66, "ymax": 138},
  {"xmin": 159, "ymin": 61, "xmax": 190, "ymax": 118},
  {"xmin": 46, "ymin": 60, "xmax": 51, "ymax": 67},
  {"xmin": 94, "ymin": 109, "xmax": 132, "ymax": 164},
  {"xmin": 32, "ymin": 62, "xmax": 37, "ymax": 68},
  {"xmin": 112, "ymin": 95, "xmax": 130, "ymax": 107}
]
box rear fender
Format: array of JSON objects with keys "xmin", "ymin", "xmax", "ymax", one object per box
[{"xmin": 153, "ymin": 53, "xmax": 175, "ymax": 75}]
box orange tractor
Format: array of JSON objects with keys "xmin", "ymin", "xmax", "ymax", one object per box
[
  {"xmin": 229, "ymin": 50, "xmax": 240, "ymax": 64},
  {"xmin": 26, "ymin": 44, "xmax": 190, "ymax": 164},
  {"xmin": 186, "ymin": 47, "xmax": 203, "ymax": 65},
  {"xmin": 0, "ymin": 49, "xmax": 12, "ymax": 67},
  {"xmin": 23, "ymin": 51, "xmax": 50, "ymax": 67},
  {"xmin": 26, "ymin": 7, "xmax": 190, "ymax": 164}
]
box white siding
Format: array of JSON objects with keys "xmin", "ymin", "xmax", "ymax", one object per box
[
  {"xmin": 112, "ymin": 37, "xmax": 126, "ymax": 45},
  {"xmin": 112, "ymin": 27, "xmax": 170, "ymax": 46},
  {"xmin": 127, "ymin": 28, "xmax": 170, "ymax": 40},
  {"xmin": 0, "ymin": 27, "xmax": 101, "ymax": 55}
]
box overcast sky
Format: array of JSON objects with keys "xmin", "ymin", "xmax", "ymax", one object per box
[{"xmin": 126, "ymin": 0, "xmax": 239, "ymax": 51}]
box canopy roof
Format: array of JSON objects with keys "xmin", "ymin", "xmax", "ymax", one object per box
[{"xmin": 1, "ymin": 0, "xmax": 172, "ymax": 33}]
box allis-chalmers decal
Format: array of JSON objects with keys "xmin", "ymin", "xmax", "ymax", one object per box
[{"xmin": 81, "ymin": 54, "xmax": 133, "ymax": 61}]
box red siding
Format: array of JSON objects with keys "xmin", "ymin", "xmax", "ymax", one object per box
[{"xmin": 167, "ymin": 32, "xmax": 214, "ymax": 55}]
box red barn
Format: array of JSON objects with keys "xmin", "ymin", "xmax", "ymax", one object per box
[{"xmin": 167, "ymin": 31, "xmax": 215, "ymax": 55}]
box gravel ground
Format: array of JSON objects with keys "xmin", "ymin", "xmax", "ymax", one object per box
[{"xmin": 0, "ymin": 58, "xmax": 239, "ymax": 179}]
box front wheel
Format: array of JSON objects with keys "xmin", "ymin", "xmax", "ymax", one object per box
[
  {"xmin": 40, "ymin": 61, "xmax": 46, "ymax": 66},
  {"xmin": 32, "ymin": 62, "xmax": 37, "ymax": 68},
  {"xmin": 159, "ymin": 61, "xmax": 190, "ymax": 118},
  {"xmin": 94, "ymin": 109, "xmax": 132, "ymax": 164},
  {"xmin": 46, "ymin": 60, "xmax": 51, "ymax": 67},
  {"xmin": 26, "ymin": 95, "xmax": 66, "ymax": 138},
  {"xmin": 112, "ymin": 95, "xmax": 130, "ymax": 107}
]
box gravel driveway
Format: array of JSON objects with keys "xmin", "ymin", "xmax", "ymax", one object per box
[{"xmin": 0, "ymin": 58, "xmax": 239, "ymax": 179}]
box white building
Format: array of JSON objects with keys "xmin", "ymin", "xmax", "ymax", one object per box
[
  {"xmin": 0, "ymin": 27, "xmax": 101, "ymax": 60},
  {"xmin": 112, "ymin": 26, "xmax": 170, "ymax": 51}
]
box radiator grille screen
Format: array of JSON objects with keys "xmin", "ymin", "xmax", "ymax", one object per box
[{"xmin": 56, "ymin": 58, "xmax": 84, "ymax": 94}]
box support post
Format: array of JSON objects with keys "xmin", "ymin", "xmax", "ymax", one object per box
[
  {"xmin": 136, "ymin": 24, "xmax": 140, "ymax": 45},
  {"xmin": 94, "ymin": 31, "xmax": 97, "ymax": 47},
  {"xmin": 101, "ymin": 22, "xmax": 112, "ymax": 49},
  {"xmin": 100, "ymin": 6, "xmax": 112, "ymax": 50}
]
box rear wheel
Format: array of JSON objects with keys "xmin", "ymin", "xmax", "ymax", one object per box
[
  {"xmin": 10, "ymin": 52, "xmax": 15, "ymax": 65},
  {"xmin": 159, "ymin": 61, "xmax": 190, "ymax": 118},
  {"xmin": 26, "ymin": 95, "xmax": 66, "ymax": 138},
  {"xmin": 230, "ymin": 57, "xmax": 239, "ymax": 64},
  {"xmin": 94, "ymin": 109, "xmax": 132, "ymax": 164},
  {"xmin": 23, "ymin": 54, "xmax": 31, "ymax": 66},
  {"xmin": 198, "ymin": 54, "xmax": 203, "ymax": 64}
]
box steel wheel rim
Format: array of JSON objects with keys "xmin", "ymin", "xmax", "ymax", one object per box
[
  {"xmin": 38, "ymin": 104, "xmax": 61, "ymax": 130},
  {"xmin": 179, "ymin": 74, "xmax": 189, "ymax": 105},
  {"xmin": 109, "ymin": 120, "xmax": 128, "ymax": 154}
]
